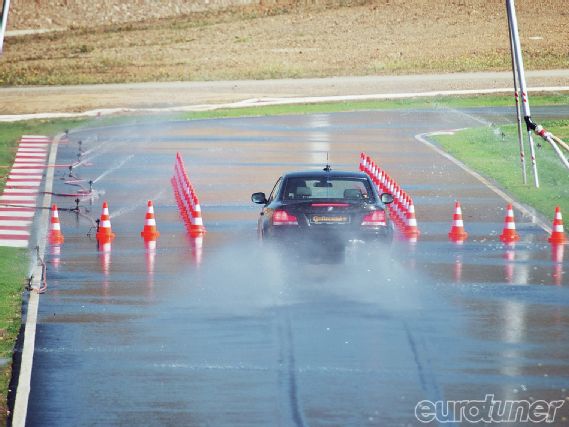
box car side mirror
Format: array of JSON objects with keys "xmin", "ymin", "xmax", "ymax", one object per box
[
  {"xmin": 251, "ymin": 192, "xmax": 268, "ymax": 204},
  {"xmin": 380, "ymin": 193, "xmax": 394, "ymax": 204}
]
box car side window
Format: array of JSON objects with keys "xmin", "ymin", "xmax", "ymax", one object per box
[{"xmin": 268, "ymin": 177, "xmax": 283, "ymax": 203}]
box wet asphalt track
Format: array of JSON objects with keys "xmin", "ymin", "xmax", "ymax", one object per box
[{"xmin": 24, "ymin": 106, "xmax": 569, "ymax": 426}]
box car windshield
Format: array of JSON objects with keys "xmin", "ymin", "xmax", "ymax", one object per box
[{"xmin": 282, "ymin": 177, "xmax": 375, "ymax": 201}]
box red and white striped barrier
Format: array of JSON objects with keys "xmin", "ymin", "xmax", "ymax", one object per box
[
  {"xmin": 359, "ymin": 152, "xmax": 419, "ymax": 240},
  {"xmin": 0, "ymin": 135, "xmax": 50, "ymax": 248},
  {"xmin": 171, "ymin": 153, "xmax": 206, "ymax": 237}
]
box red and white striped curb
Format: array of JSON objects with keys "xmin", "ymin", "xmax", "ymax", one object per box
[{"xmin": 0, "ymin": 135, "xmax": 49, "ymax": 248}]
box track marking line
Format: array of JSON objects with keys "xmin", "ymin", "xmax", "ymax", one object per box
[
  {"xmin": 0, "ymin": 220, "xmax": 33, "ymax": 227},
  {"xmin": 16, "ymin": 148, "xmax": 47, "ymax": 153},
  {"xmin": 15, "ymin": 155, "xmax": 46, "ymax": 159},
  {"xmin": 0, "ymin": 240, "xmax": 28, "ymax": 248},
  {"xmin": 0, "ymin": 195, "xmax": 37, "ymax": 201},
  {"xmin": 0, "ymin": 229, "xmax": 31, "ymax": 235},
  {"xmin": 0, "ymin": 210, "xmax": 35, "ymax": 216},
  {"xmin": 5, "ymin": 190, "xmax": 40, "ymax": 195}
]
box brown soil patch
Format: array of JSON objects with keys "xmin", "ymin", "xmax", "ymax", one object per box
[{"xmin": 1, "ymin": 0, "xmax": 568, "ymax": 86}]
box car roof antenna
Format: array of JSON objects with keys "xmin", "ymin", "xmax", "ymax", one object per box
[{"xmin": 323, "ymin": 152, "xmax": 332, "ymax": 172}]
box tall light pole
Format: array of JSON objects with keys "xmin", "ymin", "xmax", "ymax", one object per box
[{"xmin": 0, "ymin": 0, "xmax": 11, "ymax": 54}]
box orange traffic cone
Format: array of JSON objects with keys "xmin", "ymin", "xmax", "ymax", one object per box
[
  {"xmin": 499, "ymin": 204, "xmax": 520, "ymax": 243},
  {"xmin": 141, "ymin": 200, "xmax": 160, "ymax": 240},
  {"xmin": 48, "ymin": 204, "xmax": 64, "ymax": 244},
  {"xmin": 96, "ymin": 201, "xmax": 116, "ymax": 242},
  {"xmin": 448, "ymin": 201, "xmax": 468, "ymax": 242},
  {"xmin": 405, "ymin": 200, "xmax": 420, "ymax": 238},
  {"xmin": 548, "ymin": 206, "xmax": 567, "ymax": 244}
]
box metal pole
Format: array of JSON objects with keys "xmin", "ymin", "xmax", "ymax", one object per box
[
  {"xmin": 0, "ymin": 0, "xmax": 11, "ymax": 55},
  {"xmin": 506, "ymin": 0, "xmax": 539, "ymax": 187},
  {"xmin": 506, "ymin": 7, "xmax": 527, "ymax": 184}
]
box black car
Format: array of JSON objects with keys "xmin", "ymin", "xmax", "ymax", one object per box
[{"xmin": 251, "ymin": 167, "xmax": 394, "ymax": 248}]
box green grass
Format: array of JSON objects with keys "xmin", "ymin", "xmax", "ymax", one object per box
[
  {"xmin": 432, "ymin": 120, "xmax": 569, "ymax": 219},
  {"xmin": 0, "ymin": 248, "xmax": 27, "ymax": 421}
]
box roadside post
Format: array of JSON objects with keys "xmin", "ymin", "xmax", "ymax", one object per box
[
  {"xmin": 506, "ymin": 7, "xmax": 527, "ymax": 184},
  {"xmin": 506, "ymin": 0, "xmax": 569, "ymax": 181},
  {"xmin": 0, "ymin": 0, "xmax": 11, "ymax": 54},
  {"xmin": 505, "ymin": 0, "xmax": 540, "ymax": 187}
]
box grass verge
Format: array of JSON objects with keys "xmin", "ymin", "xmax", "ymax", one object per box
[
  {"xmin": 432, "ymin": 120, "xmax": 569, "ymax": 219},
  {"xmin": 0, "ymin": 248, "xmax": 27, "ymax": 421}
]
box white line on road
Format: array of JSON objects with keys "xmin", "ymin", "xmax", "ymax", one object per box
[
  {"xmin": 0, "ymin": 240, "xmax": 28, "ymax": 248},
  {"xmin": 0, "ymin": 229, "xmax": 30, "ymax": 236},
  {"xmin": 3, "ymin": 189, "xmax": 38, "ymax": 194},
  {"xmin": 16, "ymin": 152, "xmax": 46, "ymax": 157},
  {"xmin": 0, "ymin": 220, "xmax": 32, "ymax": 227},
  {"xmin": 16, "ymin": 148, "xmax": 47, "ymax": 153},
  {"xmin": 10, "ymin": 168, "xmax": 45, "ymax": 174},
  {"xmin": 0, "ymin": 211, "xmax": 35, "ymax": 218},
  {"xmin": 0, "ymin": 195, "xmax": 37, "ymax": 201},
  {"xmin": 6, "ymin": 182, "xmax": 41, "ymax": 188}
]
